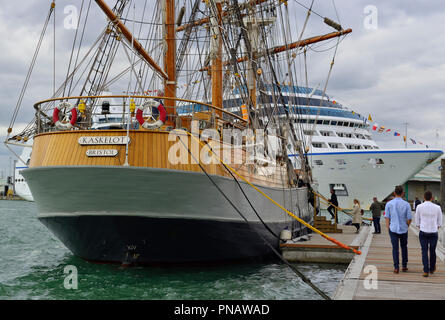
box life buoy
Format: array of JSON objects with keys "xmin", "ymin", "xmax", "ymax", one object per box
[
  {"xmin": 136, "ymin": 99, "xmax": 166, "ymax": 129},
  {"xmin": 53, "ymin": 102, "xmax": 77, "ymax": 130}
]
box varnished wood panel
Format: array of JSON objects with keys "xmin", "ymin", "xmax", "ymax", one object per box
[{"xmin": 30, "ymin": 130, "xmax": 291, "ymax": 188}]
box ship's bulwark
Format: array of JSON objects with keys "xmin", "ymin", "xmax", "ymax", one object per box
[{"xmin": 23, "ymin": 166, "xmax": 312, "ymax": 263}]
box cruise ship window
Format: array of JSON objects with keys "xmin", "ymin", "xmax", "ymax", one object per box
[
  {"xmin": 331, "ymin": 121, "xmax": 337, "ymax": 126},
  {"xmin": 312, "ymin": 142, "xmax": 323, "ymax": 148},
  {"xmin": 335, "ymin": 159, "xmax": 346, "ymax": 165},
  {"xmin": 329, "ymin": 184, "xmax": 348, "ymax": 196},
  {"xmin": 349, "ymin": 123, "xmax": 354, "ymax": 127},
  {"xmin": 317, "ymin": 120, "xmax": 323, "ymax": 124},
  {"xmin": 314, "ymin": 160, "xmax": 323, "ymax": 165},
  {"xmin": 337, "ymin": 121, "xmax": 343, "ymax": 126},
  {"xmin": 343, "ymin": 122, "xmax": 349, "ymax": 127},
  {"xmin": 368, "ymin": 158, "xmax": 384, "ymax": 165},
  {"xmin": 329, "ymin": 143, "xmax": 339, "ymax": 148},
  {"xmin": 322, "ymin": 120, "xmax": 330, "ymax": 125}
]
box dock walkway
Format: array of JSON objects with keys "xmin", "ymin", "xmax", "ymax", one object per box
[{"xmin": 334, "ymin": 221, "xmax": 445, "ymax": 300}]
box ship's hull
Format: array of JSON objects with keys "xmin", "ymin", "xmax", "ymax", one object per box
[
  {"xmin": 15, "ymin": 145, "xmax": 34, "ymax": 201},
  {"xmin": 15, "ymin": 168, "xmax": 34, "ymax": 201},
  {"xmin": 23, "ymin": 166, "xmax": 312, "ymax": 263},
  {"xmin": 295, "ymin": 149, "xmax": 443, "ymax": 209}
]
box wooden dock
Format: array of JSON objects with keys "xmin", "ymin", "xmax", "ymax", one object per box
[{"xmin": 334, "ymin": 221, "xmax": 445, "ymax": 300}]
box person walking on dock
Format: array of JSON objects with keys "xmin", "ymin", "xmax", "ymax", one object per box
[
  {"xmin": 414, "ymin": 197, "xmax": 421, "ymax": 211},
  {"xmin": 385, "ymin": 186, "xmax": 412, "ymax": 274},
  {"xmin": 351, "ymin": 199, "xmax": 362, "ymax": 233},
  {"xmin": 415, "ymin": 190, "xmax": 443, "ymax": 277},
  {"xmin": 327, "ymin": 189, "xmax": 338, "ymax": 223},
  {"xmin": 370, "ymin": 197, "xmax": 383, "ymax": 234}
]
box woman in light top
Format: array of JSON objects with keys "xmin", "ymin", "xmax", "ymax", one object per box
[{"xmin": 351, "ymin": 199, "xmax": 363, "ymax": 233}]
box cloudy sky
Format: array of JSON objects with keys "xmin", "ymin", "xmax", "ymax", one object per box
[{"xmin": 0, "ymin": 0, "xmax": 444, "ymax": 177}]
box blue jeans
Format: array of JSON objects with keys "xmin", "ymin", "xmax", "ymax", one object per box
[
  {"xmin": 389, "ymin": 230, "xmax": 408, "ymax": 270},
  {"xmin": 419, "ymin": 231, "xmax": 438, "ymax": 273},
  {"xmin": 373, "ymin": 217, "xmax": 381, "ymax": 233}
]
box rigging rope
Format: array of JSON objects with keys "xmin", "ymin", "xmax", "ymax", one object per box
[
  {"xmin": 6, "ymin": 2, "xmax": 55, "ymax": 141},
  {"xmin": 183, "ymin": 130, "xmax": 362, "ymax": 256},
  {"xmin": 175, "ymin": 130, "xmax": 331, "ymax": 300},
  {"xmin": 63, "ymin": 0, "xmax": 85, "ymax": 98},
  {"xmin": 67, "ymin": 0, "xmax": 92, "ymax": 96}
]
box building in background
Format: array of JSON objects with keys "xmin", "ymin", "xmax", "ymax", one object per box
[
  {"xmin": 0, "ymin": 176, "xmax": 13, "ymax": 198},
  {"xmin": 403, "ymin": 156, "xmax": 443, "ymax": 206}
]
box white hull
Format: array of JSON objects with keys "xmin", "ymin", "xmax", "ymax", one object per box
[
  {"xmin": 14, "ymin": 145, "xmax": 34, "ymax": 201},
  {"xmin": 291, "ymin": 149, "xmax": 443, "ymax": 209}
]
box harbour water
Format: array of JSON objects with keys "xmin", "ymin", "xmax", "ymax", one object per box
[{"xmin": 0, "ymin": 201, "xmax": 346, "ymax": 300}]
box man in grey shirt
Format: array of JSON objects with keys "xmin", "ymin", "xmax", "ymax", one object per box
[{"xmin": 370, "ymin": 197, "xmax": 383, "ymax": 234}]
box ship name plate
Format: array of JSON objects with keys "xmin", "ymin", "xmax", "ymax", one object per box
[
  {"xmin": 78, "ymin": 136, "xmax": 130, "ymax": 145},
  {"xmin": 86, "ymin": 149, "xmax": 119, "ymax": 157}
]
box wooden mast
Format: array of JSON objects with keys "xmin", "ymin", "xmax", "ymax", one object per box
[
  {"xmin": 94, "ymin": 0, "xmax": 168, "ymax": 80},
  {"xmin": 200, "ymin": 28, "xmax": 352, "ymax": 72},
  {"xmin": 210, "ymin": 0, "xmax": 223, "ymax": 119},
  {"xmin": 176, "ymin": 0, "xmax": 269, "ymax": 32},
  {"xmin": 164, "ymin": 0, "xmax": 177, "ymax": 127}
]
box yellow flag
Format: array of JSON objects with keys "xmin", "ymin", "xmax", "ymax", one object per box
[{"xmin": 368, "ymin": 114, "xmax": 373, "ymax": 121}]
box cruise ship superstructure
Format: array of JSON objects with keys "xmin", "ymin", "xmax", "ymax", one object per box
[{"xmin": 263, "ymin": 86, "xmax": 442, "ymax": 209}]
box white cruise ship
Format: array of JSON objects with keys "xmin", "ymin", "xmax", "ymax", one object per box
[
  {"xmin": 14, "ymin": 143, "xmax": 33, "ymax": 201},
  {"xmin": 216, "ymin": 84, "xmax": 441, "ymax": 209},
  {"xmin": 272, "ymin": 85, "xmax": 442, "ymax": 209}
]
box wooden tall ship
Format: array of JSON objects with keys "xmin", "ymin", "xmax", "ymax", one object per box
[{"xmin": 6, "ymin": 0, "xmax": 351, "ymax": 263}]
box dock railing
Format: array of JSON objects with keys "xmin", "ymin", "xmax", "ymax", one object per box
[{"xmin": 311, "ymin": 190, "xmax": 372, "ymax": 226}]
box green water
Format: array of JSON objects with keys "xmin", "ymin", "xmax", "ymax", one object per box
[{"xmin": 0, "ymin": 200, "xmax": 346, "ymax": 300}]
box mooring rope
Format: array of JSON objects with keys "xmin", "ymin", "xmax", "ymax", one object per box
[
  {"xmin": 180, "ymin": 130, "xmax": 362, "ymax": 256},
  {"xmin": 174, "ymin": 130, "xmax": 332, "ymax": 300}
]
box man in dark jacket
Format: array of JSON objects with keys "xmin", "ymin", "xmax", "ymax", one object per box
[
  {"xmin": 414, "ymin": 197, "xmax": 421, "ymax": 211},
  {"xmin": 327, "ymin": 189, "xmax": 338, "ymax": 222},
  {"xmin": 370, "ymin": 197, "xmax": 383, "ymax": 234}
]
